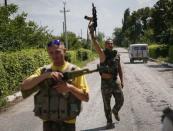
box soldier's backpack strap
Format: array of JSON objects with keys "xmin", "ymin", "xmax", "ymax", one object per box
[
  {"xmin": 65, "ymin": 63, "xmax": 78, "ymax": 72},
  {"xmin": 40, "ymin": 64, "xmax": 52, "ymax": 74},
  {"xmin": 115, "ymin": 50, "xmax": 120, "ymax": 62}
]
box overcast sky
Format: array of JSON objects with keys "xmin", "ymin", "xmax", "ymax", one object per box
[{"xmin": 1, "ymin": 0, "xmax": 158, "ymax": 38}]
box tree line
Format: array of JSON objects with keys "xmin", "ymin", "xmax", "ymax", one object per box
[{"xmin": 113, "ymin": 0, "xmax": 173, "ymax": 47}]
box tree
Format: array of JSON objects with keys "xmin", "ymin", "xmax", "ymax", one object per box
[
  {"xmin": 114, "ymin": 0, "xmax": 173, "ymax": 49},
  {"xmin": 59, "ymin": 32, "xmax": 85, "ymax": 50},
  {"xmin": 151, "ymin": 0, "xmax": 172, "ymax": 44},
  {"xmin": 122, "ymin": 8, "xmax": 130, "ymax": 33},
  {"xmin": 113, "ymin": 28, "xmax": 123, "ymax": 46},
  {"xmin": 0, "ymin": 4, "xmax": 53, "ymax": 51}
]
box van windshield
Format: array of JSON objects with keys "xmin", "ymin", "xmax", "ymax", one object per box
[
  {"xmin": 141, "ymin": 46, "xmax": 147, "ymax": 50},
  {"xmin": 133, "ymin": 46, "xmax": 147, "ymax": 50}
]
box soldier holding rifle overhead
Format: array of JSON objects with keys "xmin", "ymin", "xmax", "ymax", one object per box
[{"xmin": 85, "ymin": 3, "xmax": 124, "ymax": 129}]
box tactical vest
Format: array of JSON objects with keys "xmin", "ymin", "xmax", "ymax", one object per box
[
  {"xmin": 33, "ymin": 63, "xmax": 81, "ymax": 122},
  {"xmin": 99, "ymin": 49, "xmax": 120, "ymax": 80}
]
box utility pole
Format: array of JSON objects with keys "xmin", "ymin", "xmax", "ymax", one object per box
[
  {"xmin": 60, "ymin": 1, "xmax": 70, "ymax": 49},
  {"xmin": 4, "ymin": 0, "xmax": 7, "ymax": 6},
  {"xmin": 81, "ymin": 29, "xmax": 82, "ymax": 39},
  {"xmin": 63, "ymin": 21, "xmax": 65, "ymax": 35}
]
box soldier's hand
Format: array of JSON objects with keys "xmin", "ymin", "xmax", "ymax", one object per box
[
  {"xmin": 53, "ymin": 81, "xmax": 71, "ymax": 93},
  {"xmin": 50, "ymin": 72, "xmax": 63, "ymax": 81},
  {"xmin": 88, "ymin": 22, "xmax": 94, "ymax": 35}
]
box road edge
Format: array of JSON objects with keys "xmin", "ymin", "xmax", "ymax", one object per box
[{"xmin": 149, "ymin": 58, "xmax": 173, "ymax": 68}]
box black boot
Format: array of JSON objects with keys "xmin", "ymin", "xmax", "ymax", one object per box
[
  {"xmin": 112, "ymin": 109, "xmax": 120, "ymax": 121},
  {"xmin": 105, "ymin": 122, "xmax": 114, "ymax": 129}
]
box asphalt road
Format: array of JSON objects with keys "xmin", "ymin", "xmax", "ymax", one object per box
[{"xmin": 0, "ymin": 48, "xmax": 173, "ymax": 131}]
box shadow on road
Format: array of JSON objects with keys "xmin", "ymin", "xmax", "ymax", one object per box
[
  {"xmin": 124, "ymin": 62, "xmax": 145, "ymax": 64},
  {"xmin": 158, "ymin": 69, "xmax": 173, "ymax": 72},
  {"xmin": 81, "ymin": 124, "xmax": 115, "ymax": 131},
  {"xmin": 147, "ymin": 64, "xmax": 165, "ymax": 68},
  {"xmin": 147, "ymin": 63, "xmax": 173, "ymax": 73},
  {"xmin": 147, "ymin": 64, "xmax": 173, "ymax": 70}
]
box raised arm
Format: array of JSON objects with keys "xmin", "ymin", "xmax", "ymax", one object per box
[{"xmin": 89, "ymin": 23, "xmax": 105, "ymax": 63}]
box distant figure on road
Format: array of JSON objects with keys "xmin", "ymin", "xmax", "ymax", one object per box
[
  {"xmin": 20, "ymin": 40, "xmax": 89, "ymax": 131},
  {"xmin": 89, "ymin": 24, "xmax": 124, "ymax": 129}
]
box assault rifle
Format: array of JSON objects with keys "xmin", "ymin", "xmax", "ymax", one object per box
[
  {"xmin": 84, "ymin": 3, "xmax": 97, "ymax": 34},
  {"xmin": 62, "ymin": 65, "xmax": 105, "ymax": 81},
  {"xmin": 21, "ymin": 65, "xmax": 108, "ymax": 98}
]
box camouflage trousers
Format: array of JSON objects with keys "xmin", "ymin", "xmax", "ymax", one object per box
[
  {"xmin": 101, "ymin": 79, "xmax": 124, "ymax": 123},
  {"xmin": 43, "ymin": 121, "xmax": 75, "ymax": 131}
]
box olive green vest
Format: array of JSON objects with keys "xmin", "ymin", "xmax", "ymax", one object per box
[
  {"xmin": 99, "ymin": 49, "xmax": 120, "ymax": 80},
  {"xmin": 33, "ymin": 64, "xmax": 81, "ymax": 122}
]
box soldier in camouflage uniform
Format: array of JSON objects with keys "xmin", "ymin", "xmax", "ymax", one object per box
[{"xmin": 89, "ymin": 25, "xmax": 124, "ymax": 128}]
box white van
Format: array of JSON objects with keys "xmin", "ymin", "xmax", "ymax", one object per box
[{"xmin": 128, "ymin": 44, "xmax": 149, "ymax": 63}]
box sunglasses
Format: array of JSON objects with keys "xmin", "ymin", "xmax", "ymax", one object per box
[{"xmin": 47, "ymin": 40, "xmax": 61, "ymax": 47}]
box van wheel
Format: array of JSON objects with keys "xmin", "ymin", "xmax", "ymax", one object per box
[
  {"xmin": 130, "ymin": 59, "xmax": 134, "ymax": 63},
  {"xmin": 143, "ymin": 59, "xmax": 148, "ymax": 63}
]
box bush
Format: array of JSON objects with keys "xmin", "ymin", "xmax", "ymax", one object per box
[
  {"xmin": 77, "ymin": 48, "xmax": 92, "ymax": 61},
  {"xmin": 149, "ymin": 44, "xmax": 159, "ymax": 58},
  {"xmin": 158, "ymin": 45, "xmax": 169, "ymax": 57},
  {"xmin": 0, "ymin": 96, "xmax": 7, "ymax": 107},
  {"xmin": 65, "ymin": 51, "xmax": 76, "ymax": 63},
  {"xmin": 0, "ymin": 53, "xmax": 8, "ymax": 97},
  {"xmin": 0, "ymin": 49, "xmax": 50, "ymax": 97},
  {"xmin": 149, "ymin": 44, "xmax": 169, "ymax": 59},
  {"xmin": 169, "ymin": 46, "xmax": 173, "ymax": 63}
]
